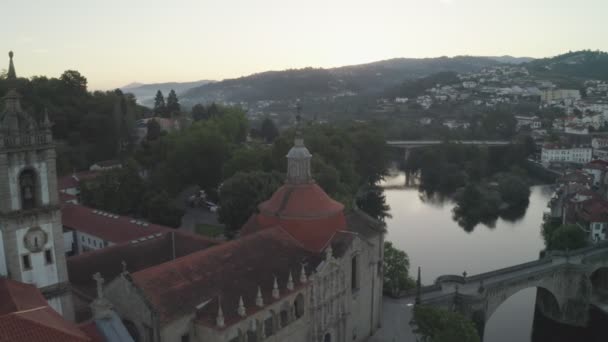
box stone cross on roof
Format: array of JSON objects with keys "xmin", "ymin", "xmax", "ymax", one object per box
[{"xmin": 93, "ymin": 272, "xmax": 104, "ymax": 300}]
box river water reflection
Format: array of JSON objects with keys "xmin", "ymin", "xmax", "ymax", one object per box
[{"xmin": 382, "ymin": 172, "xmax": 553, "ymax": 342}]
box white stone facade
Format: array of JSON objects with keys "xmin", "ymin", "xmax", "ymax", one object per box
[{"xmin": 541, "ymin": 146, "xmax": 593, "ymax": 164}]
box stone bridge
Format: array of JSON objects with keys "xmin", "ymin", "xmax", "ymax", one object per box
[
  {"xmin": 386, "ymin": 140, "xmax": 511, "ymax": 149},
  {"xmin": 407, "ymin": 242, "xmax": 608, "ymax": 337}
]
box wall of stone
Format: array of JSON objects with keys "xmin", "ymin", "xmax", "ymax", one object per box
[{"xmin": 106, "ymin": 275, "xmax": 157, "ymax": 342}]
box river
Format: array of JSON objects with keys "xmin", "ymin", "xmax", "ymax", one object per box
[{"xmin": 381, "ymin": 171, "xmax": 606, "ymax": 342}]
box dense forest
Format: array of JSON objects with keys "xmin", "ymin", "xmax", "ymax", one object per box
[{"xmin": 0, "ymin": 70, "xmax": 148, "ymax": 174}]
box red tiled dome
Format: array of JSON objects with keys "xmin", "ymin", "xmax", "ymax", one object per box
[
  {"xmin": 243, "ymin": 182, "xmax": 346, "ymax": 252},
  {"xmin": 259, "ymin": 183, "xmax": 344, "ymax": 218}
]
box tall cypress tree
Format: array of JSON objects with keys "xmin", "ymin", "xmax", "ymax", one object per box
[
  {"xmin": 166, "ymin": 89, "xmax": 180, "ymax": 116},
  {"xmin": 153, "ymin": 90, "xmax": 166, "ymax": 116}
]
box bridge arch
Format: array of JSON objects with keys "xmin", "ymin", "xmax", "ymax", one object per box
[
  {"xmin": 590, "ymin": 267, "xmax": 608, "ymax": 296},
  {"xmin": 485, "ymin": 284, "xmax": 561, "ymax": 323}
]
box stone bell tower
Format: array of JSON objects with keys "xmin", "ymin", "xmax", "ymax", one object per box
[{"xmin": 0, "ymin": 51, "xmax": 73, "ymax": 319}]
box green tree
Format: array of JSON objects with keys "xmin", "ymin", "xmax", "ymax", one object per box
[
  {"xmin": 496, "ymin": 173, "xmax": 531, "ymax": 206},
  {"xmin": 192, "ymin": 104, "xmax": 209, "ymax": 121},
  {"xmin": 140, "ymin": 190, "xmax": 184, "ymax": 228},
  {"xmin": 412, "ymin": 305, "xmax": 480, "ymax": 342},
  {"xmin": 60, "ymin": 70, "xmax": 88, "ymax": 94},
  {"xmin": 260, "ymin": 117, "xmax": 279, "ymax": 143},
  {"xmin": 383, "ymin": 241, "xmax": 414, "ymax": 296},
  {"xmin": 146, "ymin": 119, "xmax": 161, "ymax": 140},
  {"xmin": 222, "ymin": 146, "xmax": 271, "ymax": 179},
  {"xmin": 153, "ymin": 90, "xmax": 166, "ymax": 116},
  {"xmin": 218, "ymin": 171, "xmax": 283, "ymax": 236},
  {"xmin": 356, "ymin": 184, "xmax": 391, "ymax": 222},
  {"xmin": 166, "ymin": 89, "xmax": 180, "ymax": 115},
  {"xmin": 547, "ymin": 224, "xmax": 588, "ymax": 251}
]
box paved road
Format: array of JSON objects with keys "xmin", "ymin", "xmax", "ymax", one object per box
[{"xmin": 368, "ymin": 297, "xmax": 418, "ymax": 342}]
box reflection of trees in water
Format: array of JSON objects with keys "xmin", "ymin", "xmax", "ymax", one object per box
[
  {"xmin": 452, "ymin": 201, "xmax": 529, "ymax": 233},
  {"xmin": 418, "ymin": 189, "xmax": 450, "ymax": 208}
]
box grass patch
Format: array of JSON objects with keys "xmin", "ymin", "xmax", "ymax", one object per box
[{"xmin": 195, "ymin": 223, "xmax": 225, "ymax": 238}]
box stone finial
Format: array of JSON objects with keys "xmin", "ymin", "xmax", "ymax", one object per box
[
  {"xmin": 121, "ymin": 260, "xmax": 128, "ymax": 275},
  {"xmin": 237, "ymin": 296, "xmax": 246, "ymax": 317},
  {"xmin": 216, "ymin": 300, "xmax": 225, "ymax": 328},
  {"xmin": 7, "ymin": 51, "xmax": 16, "ymax": 80},
  {"xmin": 93, "ymin": 272, "xmax": 104, "ymax": 299},
  {"xmin": 255, "ymin": 286, "xmax": 264, "ymax": 307},
  {"xmin": 325, "ymin": 245, "xmax": 333, "ymax": 261},
  {"xmin": 42, "ymin": 108, "xmax": 52, "ymax": 129},
  {"xmin": 272, "ymin": 276, "xmax": 280, "ymax": 299},
  {"xmin": 299, "ymin": 264, "xmax": 307, "ymax": 283},
  {"xmin": 287, "ymin": 272, "xmax": 294, "ymax": 291},
  {"xmin": 415, "ymin": 266, "xmax": 421, "ymax": 305}
]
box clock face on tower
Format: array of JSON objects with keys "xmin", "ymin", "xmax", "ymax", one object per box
[{"xmin": 23, "ymin": 227, "xmax": 48, "ymax": 253}]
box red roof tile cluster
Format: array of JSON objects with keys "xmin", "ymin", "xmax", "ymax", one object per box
[
  {"xmin": 62, "ymin": 203, "xmax": 171, "ymax": 243},
  {"xmin": 131, "ymin": 227, "xmax": 320, "ymax": 325},
  {"xmin": 579, "ymin": 200, "xmax": 608, "ymax": 223},
  {"xmin": 0, "ymin": 279, "xmax": 90, "ymax": 342},
  {"xmin": 242, "ymin": 183, "xmax": 347, "ymax": 252},
  {"xmin": 68, "ymin": 230, "xmax": 217, "ymax": 299},
  {"xmin": 78, "ymin": 321, "xmax": 105, "ymax": 342}
]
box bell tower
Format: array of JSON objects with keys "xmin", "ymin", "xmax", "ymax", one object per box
[{"xmin": 0, "ymin": 51, "xmax": 73, "ymax": 319}]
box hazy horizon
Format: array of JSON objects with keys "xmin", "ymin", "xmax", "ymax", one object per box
[{"xmin": 2, "ymin": 0, "xmax": 607, "ymax": 90}]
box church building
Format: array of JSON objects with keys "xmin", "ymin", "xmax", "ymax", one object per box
[{"xmin": 100, "ymin": 134, "xmax": 385, "ymax": 342}]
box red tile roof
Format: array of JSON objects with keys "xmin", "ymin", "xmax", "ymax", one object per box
[
  {"xmin": 0, "ymin": 279, "xmax": 90, "ymax": 342},
  {"xmin": 579, "ymin": 200, "xmax": 608, "ymax": 223},
  {"xmin": 61, "ymin": 203, "xmax": 171, "ymax": 243},
  {"xmin": 78, "ymin": 321, "xmax": 105, "ymax": 342},
  {"xmin": 243, "ymin": 182, "xmax": 347, "ymax": 252},
  {"xmin": 131, "ymin": 227, "xmax": 320, "ymax": 324},
  {"xmin": 68, "ymin": 230, "xmax": 218, "ymax": 300}
]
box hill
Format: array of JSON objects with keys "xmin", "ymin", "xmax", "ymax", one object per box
[
  {"xmin": 485, "ymin": 56, "xmax": 534, "ymax": 64},
  {"xmin": 525, "ymin": 50, "xmax": 608, "ymax": 86},
  {"xmin": 180, "ymin": 56, "xmax": 502, "ymax": 105},
  {"xmin": 121, "ymin": 80, "xmax": 214, "ymax": 106}
]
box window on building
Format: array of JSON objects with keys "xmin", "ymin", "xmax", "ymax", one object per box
[
  {"xmin": 19, "ymin": 169, "xmax": 37, "ymax": 210},
  {"xmin": 247, "ymin": 331, "xmax": 257, "ymax": 342},
  {"xmin": 81, "ymin": 236, "xmax": 85, "ymax": 242},
  {"xmin": 351, "ymin": 255, "xmax": 359, "ymax": 290},
  {"xmin": 22, "ymin": 254, "xmax": 31, "ymax": 270},
  {"xmin": 181, "ymin": 334, "xmax": 190, "ymax": 342},
  {"xmin": 44, "ymin": 249, "xmax": 53, "ymax": 265},
  {"xmin": 94, "ymin": 240, "xmax": 97, "ymax": 247},
  {"xmin": 280, "ymin": 310, "xmax": 289, "ymax": 327},
  {"xmin": 264, "ymin": 317, "xmax": 274, "ymax": 337},
  {"xmin": 294, "ymin": 294, "xmax": 305, "ymax": 319}
]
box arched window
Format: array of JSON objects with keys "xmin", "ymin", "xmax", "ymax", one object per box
[
  {"xmin": 280, "ymin": 310, "xmax": 289, "ymax": 327},
  {"xmin": 294, "ymin": 293, "xmax": 305, "ymax": 319},
  {"xmin": 19, "ymin": 169, "xmax": 37, "ymax": 210},
  {"xmin": 324, "ymin": 333, "xmax": 331, "ymax": 342}
]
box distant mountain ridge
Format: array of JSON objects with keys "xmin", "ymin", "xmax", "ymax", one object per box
[
  {"xmin": 180, "ymin": 56, "xmax": 504, "ymax": 105},
  {"xmin": 485, "ymin": 56, "xmax": 535, "ymax": 64},
  {"xmin": 120, "ymin": 80, "xmax": 215, "ymax": 105}
]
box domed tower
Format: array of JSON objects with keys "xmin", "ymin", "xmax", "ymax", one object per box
[
  {"xmin": 242, "ymin": 129, "xmax": 347, "ymax": 252},
  {"xmin": 0, "ymin": 52, "xmax": 72, "ymax": 319}
]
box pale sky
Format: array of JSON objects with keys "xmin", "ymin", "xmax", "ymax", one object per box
[{"xmin": 2, "ymin": 0, "xmax": 607, "ymax": 90}]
